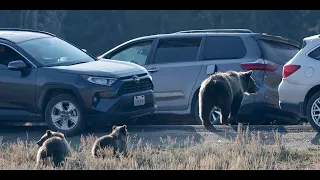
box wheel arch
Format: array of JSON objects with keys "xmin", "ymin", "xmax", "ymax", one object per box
[
  {"xmin": 303, "ymin": 85, "xmax": 320, "ymax": 116},
  {"xmin": 190, "ymin": 87, "xmax": 200, "ymax": 116},
  {"xmin": 37, "ymin": 84, "xmax": 85, "ymax": 116}
]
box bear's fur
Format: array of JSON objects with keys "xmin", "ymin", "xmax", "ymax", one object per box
[
  {"xmin": 35, "ymin": 130, "xmax": 71, "ymax": 169},
  {"xmin": 91, "ymin": 125, "xmax": 128, "ymax": 158},
  {"xmin": 198, "ymin": 70, "xmax": 259, "ymax": 126}
]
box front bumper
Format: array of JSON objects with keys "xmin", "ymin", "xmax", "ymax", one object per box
[{"xmin": 85, "ymin": 90, "xmax": 157, "ymax": 124}]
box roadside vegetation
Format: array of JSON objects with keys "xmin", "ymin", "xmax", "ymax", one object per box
[{"xmin": 0, "ymin": 125, "xmax": 319, "ymax": 170}]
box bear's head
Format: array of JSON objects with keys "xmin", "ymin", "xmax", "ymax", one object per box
[
  {"xmin": 242, "ymin": 70, "xmax": 259, "ymax": 94},
  {"xmin": 36, "ymin": 130, "xmax": 65, "ymax": 147},
  {"xmin": 111, "ymin": 125, "xmax": 128, "ymax": 140}
]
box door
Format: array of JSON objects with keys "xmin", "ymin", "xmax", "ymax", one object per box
[
  {"xmin": 0, "ymin": 43, "xmax": 37, "ymax": 121},
  {"xmin": 101, "ymin": 39, "xmax": 156, "ymax": 70},
  {"xmin": 146, "ymin": 37, "xmax": 204, "ymax": 111}
]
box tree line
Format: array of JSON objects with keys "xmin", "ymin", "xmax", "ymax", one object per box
[{"xmin": 0, "ymin": 10, "xmax": 319, "ymax": 56}]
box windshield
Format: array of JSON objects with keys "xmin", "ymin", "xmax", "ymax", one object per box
[{"xmin": 17, "ymin": 37, "xmax": 95, "ymax": 67}]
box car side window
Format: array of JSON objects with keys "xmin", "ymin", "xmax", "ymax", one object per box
[
  {"xmin": 203, "ymin": 36, "xmax": 247, "ymax": 60},
  {"xmin": 110, "ymin": 41, "xmax": 153, "ymax": 66},
  {"xmin": 152, "ymin": 37, "xmax": 202, "ymax": 64},
  {"xmin": 308, "ymin": 46, "xmax": 320, "ymax": 60},
  {"xmin": 0, "ymin": 44, "xmax": 29, "ymax": 69}
]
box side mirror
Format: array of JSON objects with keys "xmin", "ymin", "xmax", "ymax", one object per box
[
  {"xmin": 8, "ymin": 60, "xmax": 27, "ymax": 71},
  {"xmin": 81, "ymin": 49, "xmax": 87, "ymax": 52}
]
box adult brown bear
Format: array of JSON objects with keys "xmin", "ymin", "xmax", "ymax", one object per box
[{"xmin": 198, "ymin": 70, "xmax": 259, "ymax": 127}]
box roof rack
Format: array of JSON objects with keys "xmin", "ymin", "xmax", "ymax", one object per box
[
  {"xmin": 0, "ymin": 28, "xmax": 56, "ymax": 37},
  {"xmin": 174, "ymin": 29, "xmax": 254, "ymax": 34}
]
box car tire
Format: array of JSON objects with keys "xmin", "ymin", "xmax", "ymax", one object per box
[
  {"xmin": 45, "ymin": 94, "xmax": 87, "ymax": 137},
  {"xmin": 306, "ymin": 91, "xmax": 320, "ymax": 132},
  {"xmin": 193, "ymin": 97, "xmax": 221, "ymax": 125}
]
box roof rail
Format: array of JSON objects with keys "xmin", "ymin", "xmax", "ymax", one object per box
[
  {"xmin": 0, "ymin": 28, "xmax": 56, "ymax": 37},
  {"xmin": 174, "ymin": 29, "xmax": 254, "ymax": 34}
]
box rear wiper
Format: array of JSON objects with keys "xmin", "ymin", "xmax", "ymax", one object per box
[{"xmin": 70, "ymin": 61, "xmax": 88, "ymax": 65}]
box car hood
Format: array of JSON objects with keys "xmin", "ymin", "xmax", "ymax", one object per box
[{"xmin": 49, "ymin": 58, "xmax": 148, "ymax": 78}]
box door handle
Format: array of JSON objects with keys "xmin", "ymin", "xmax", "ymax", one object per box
[{"xmin": 147, "ymin": 67, "xmax": 159, "ymax": 73}]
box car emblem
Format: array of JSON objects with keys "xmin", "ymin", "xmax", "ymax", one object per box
[{"xmin": 133, "ymin": 75, "xmax": 140, "ymax": 84}]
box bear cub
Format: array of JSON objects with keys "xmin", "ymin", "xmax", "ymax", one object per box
[
  {"xmin": 35, "ymin": 130, "xmax": 71, "ymax": 169},
  {"xmin": 92, "ymin": 125, "xmax": 128, "ymax": 158},
  {"xmin": 199, "ymin": 70, "xmax": 259, "ymax": 127}
]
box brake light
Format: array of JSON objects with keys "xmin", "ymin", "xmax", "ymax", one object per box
[
  {"xmin": 282, "ymin": 65, "xmax": 301, "ymax": 78},
  {"xmin": 240, "ymin": 59, "xmax": 279, "ymax": 72}
]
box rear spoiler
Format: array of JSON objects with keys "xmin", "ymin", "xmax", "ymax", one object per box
[{"xmin": 253, "ymin": 33, "xmax": 300, "ymax": 49}]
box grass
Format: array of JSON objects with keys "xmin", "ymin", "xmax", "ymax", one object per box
[{"xmin": 0, "ymin": 125, "xmax": 319, "ymax": 170}]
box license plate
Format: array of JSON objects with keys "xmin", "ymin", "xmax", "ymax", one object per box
[{"xmin": 134, "ymin": 95, "xmax": 145, "ymax": 106}]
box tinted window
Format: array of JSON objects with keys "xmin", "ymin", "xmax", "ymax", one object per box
[
  {"xmin": 109, "ymin": 41, "xmax": 153, "ymax": 66},
  {"xmin": 153, "ymin": 38, "xmax": 202, "ymax": 64},
  {"xmin": 308, "ymin": 46, "xmax": 320, "ymax": 60},
  {"xmin": 203, "ymin": 36, "xmax": 247, "ymax": 60},
  {"xmin": 0, "ymin": 44, "xmax": 28, "ymax": 69},
  {"xmin": 257, "ymin": 40, "xmax": 300, "ymax": 65},
  {"xmin": 17, "ymin": 37, "xmax": 95, "ymax": 67}
]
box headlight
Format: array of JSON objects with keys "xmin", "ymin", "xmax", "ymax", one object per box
[{"xmin": 81, "ymin": 75, "xmax": 117, "ymax": 86}]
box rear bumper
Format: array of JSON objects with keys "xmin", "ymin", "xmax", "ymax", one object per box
[
  {"xmin": 238, "ymin": 102, "xmax": 278, "ymax": 116},
  {"xmin": 278, "ymin": 79, "xmax": 311, "ymax": 118},
  {"xmin": 278, "ymin": 79, "xmax": 310, "ymax": 105},
  {"xmin": 85, "ymin": 90, "xmax": 157, "ymax": 125},
  {"xmin": 279, "ymin": 101, "xmax": 305, "ymax": 117}
]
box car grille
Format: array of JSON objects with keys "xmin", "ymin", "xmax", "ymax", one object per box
[{"xmin": 117, "ymin": 78, "xmax": 154, "ymax": 96}]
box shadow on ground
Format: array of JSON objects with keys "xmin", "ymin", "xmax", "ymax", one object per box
[{"xmin": 311, "ymin": 132, "xmax": 320, "ymax": 145}]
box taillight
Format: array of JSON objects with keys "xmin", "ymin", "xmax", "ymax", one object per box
[
  {"xmin": 240, "ymin": 59, "xmax": 279, "ymax": 72},
  {"xmin": 282, "ymin": 65, "xmax": 301, "ymax": 78}
]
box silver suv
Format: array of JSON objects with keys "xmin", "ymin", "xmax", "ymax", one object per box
[{"xmin": 98, "ymin": 29, "xmax": 301, "ymax": 125}]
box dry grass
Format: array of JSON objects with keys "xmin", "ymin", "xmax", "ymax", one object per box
[{"xmin": 0, "ymin": 125, "xmax": 319, "ymax": 170}]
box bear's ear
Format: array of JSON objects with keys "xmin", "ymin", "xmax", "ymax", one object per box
[
  {"xmin": 112, "ymin": 125, "xmax": 117, "ymax": 131},
  {"xmin": 46, "ymin": 130, "xmax": 52, "ymax": 136},
  {"xmin": 60, "ymin": 132, "xmax": 65, "ymax": 138}
]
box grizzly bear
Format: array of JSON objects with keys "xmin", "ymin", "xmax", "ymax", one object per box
[
  {"xmin": 35, "ymin": 130, "xmax": 71, "ymax": 169},
  {"xmin": 91, "ymin": 125, "xmax": 128, "ymax": 158},
  {"xmin": 198, "ymin": 70, "xmax": 259, "ymax": 127}
]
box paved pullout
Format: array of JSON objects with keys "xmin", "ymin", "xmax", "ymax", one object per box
[{"xmin": 0, "ymin": 124, "xmax": 319, "ymax": 151}]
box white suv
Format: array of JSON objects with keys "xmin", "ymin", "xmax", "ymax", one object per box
[{"xmin": 279, "ymin": 34, "xmax": 320, "ymax": 131}]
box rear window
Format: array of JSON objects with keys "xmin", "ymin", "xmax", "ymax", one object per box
[
  {"xmin": 257, "ymin": 40, "xmax": 300, "ymax": 65},
  {"xmin": 308, "ymin": 46, "xmax": 320, "ymax": 60},
  {"xmin": 302, "ymin": 40, "xmax": 307, "ymax": 48},
  {"xmin": 203, "ymin": 36, "xmax": 247, "ymax": 60}
]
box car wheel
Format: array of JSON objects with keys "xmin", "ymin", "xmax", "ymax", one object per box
[
  {"xmin": 194, "ymin": 98, "xmax": 221, "ymax": 125},
  {"xmin": 306, "ymin": 91, "xmax": 320, "ymax": 132},
  {"xmin": 45, "ymin": 94, "xmax": 87, "ymax": 137}
]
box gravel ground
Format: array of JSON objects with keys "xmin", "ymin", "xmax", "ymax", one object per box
[{"xmin": 0, "ymin": 124, "xmax": 319, "ymax": 151}]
